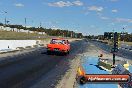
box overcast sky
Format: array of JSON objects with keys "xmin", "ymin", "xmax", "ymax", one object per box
[{"xmin": 0, "ymin": 0, "xmax": 132, "ymax": 35}]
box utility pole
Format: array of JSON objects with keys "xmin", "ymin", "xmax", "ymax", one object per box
[
  {"xmin": 24, "ymin": 18, "xmax": 27, "ymax": 29},
  {"xmin": 4, "ymin": 11, "xmax": 7, "ymax": 27},
  {"xmin": 5, "ymin": 17, "xmax": 7, "ymax": 26},
  {"xmin": 40, "ymin": 22, "xmax": 42, "ymax": 28},
  {"xmin": 111, "ymin": 32, "xmax": 119, "ymax": 67},
  {"xmin": 25, "ymin": 18, "xmax": 30, "ymax": 39},
  {"xmin": 38, "ymin": 22, "xmax": 42, "ymax": 38},
  {"xmin": 123, "ymin": 27, "xmax": 125, "ymax": 43}
]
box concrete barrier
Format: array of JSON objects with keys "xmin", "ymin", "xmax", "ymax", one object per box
[{"xmin": 0, "ymin": 40, "xmax": 37, "ymax": 51}]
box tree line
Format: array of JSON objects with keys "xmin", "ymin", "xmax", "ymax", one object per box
[
  {"xmin": 0, "ymin": 23, "xmax": 83, "ymax": 38},
  {"xmin": 84, "ymin": 32, "xmax": 132, "ymax": 42}
]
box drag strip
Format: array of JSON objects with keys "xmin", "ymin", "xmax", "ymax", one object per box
[
  {"xmin": 0, "ymin": 40, "xmax": 85, "ymax": 88},
  {"xmin": 91, "ymin": 40, "xmax": 132, "ymax": 60}
]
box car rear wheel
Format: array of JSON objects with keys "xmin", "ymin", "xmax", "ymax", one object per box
[
  {"xmin": 62, "ymin": 51, "xmax": 68, "ymax": 56},
  {"xmin": 67, "ymin": 50, "xmax": 69, "ymax": 54},
  {"xmin": 47, "ymin": 51, "xmax": 51, "ymax": 55}
]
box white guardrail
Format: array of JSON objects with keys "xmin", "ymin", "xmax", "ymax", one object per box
[
  {"xmin": 120, "ymin": 44, "xmax": 132, "ymax": 51},
  {"xmin": 0, "ymin": 40, "xmax": 40, "ymax": 53}
]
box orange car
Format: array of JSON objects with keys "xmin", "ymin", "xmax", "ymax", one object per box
[{"xmin": 47, "ymin": 38, "xmax": 70, "ymax": 55}]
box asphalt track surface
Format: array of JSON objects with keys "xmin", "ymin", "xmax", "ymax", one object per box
[
  {"xmin": 0, "ymin": 40, "xmax": 85, "ymax": 88},
  {"xmin": 91, "ymin": 40, "xmax": 132, "ymax": 60}
]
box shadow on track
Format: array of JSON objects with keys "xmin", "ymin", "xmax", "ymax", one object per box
[{"xmin": 89, "ymin": 64, "xmax": 106, "ymax": 71}]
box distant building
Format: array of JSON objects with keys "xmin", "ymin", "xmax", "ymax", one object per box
[
  {"xmin": 104, "ymin": 32, "xmax": 113, "ymax": 40},
  {"xmin": 76, "ymin": 33, "xmax": 83, "ymax": 38}
]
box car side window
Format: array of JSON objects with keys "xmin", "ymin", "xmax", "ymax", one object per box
[
  {"xmin": 63, "ymin": 40, "xmax": 67, "ymax": 44},
  {"xmin": 51, "ymin": 40, "xmax": 56, "ymax": 44}
]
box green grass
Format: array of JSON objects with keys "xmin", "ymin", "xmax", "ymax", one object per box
[
  {"xmin": 120, "ymin": 41, "xmax": 132, "ymax": 46},
  {"xmin": 98, "ymin": 61, "xmax": 111, "ymax": 70},
  {"xmin": 0, "ymin": 30, "xmax": 48, "ymax": 40},
  {"xmin": 100, "ymin": 40, "xmax": 132, "ymax": 46}
]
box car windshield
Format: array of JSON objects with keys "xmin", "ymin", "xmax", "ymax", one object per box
[{"xmin": 51, "ymin": 39, "xmax": 65, "ymax": 44}]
